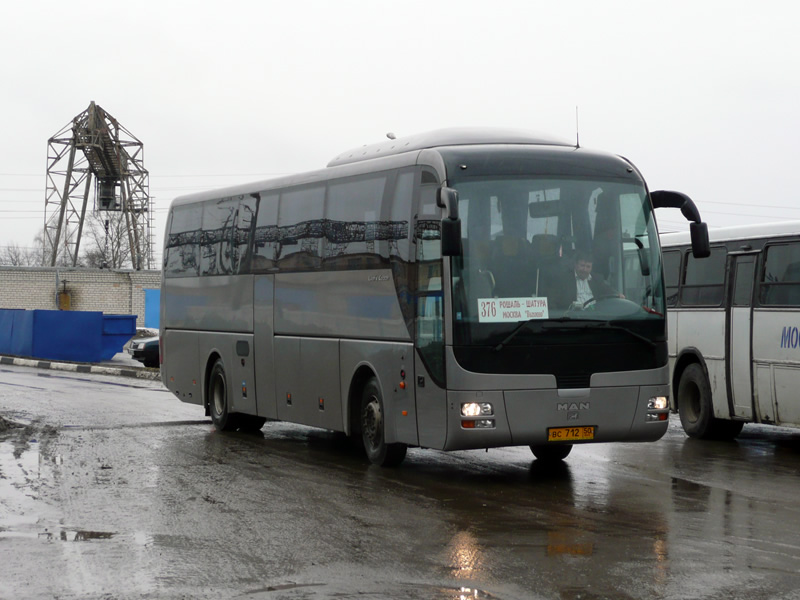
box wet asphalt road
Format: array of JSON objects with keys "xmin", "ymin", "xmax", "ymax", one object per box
[{"xmin": 1, "ymin": 363, "xmax": 800, "ymax": 600}]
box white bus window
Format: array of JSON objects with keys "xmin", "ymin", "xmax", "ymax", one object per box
[
  {"xmin": 682, "ymin": 247, "xmax": 726, "ymax": 306},
  {"xmin": 662, "ymin": 250, "xmax": 682, "ymax": 307},
  {"xmin": 761, "ymin": 243, "xmax": 800, "ymax": 306}
]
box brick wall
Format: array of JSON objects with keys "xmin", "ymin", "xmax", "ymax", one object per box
[{"xmin": 0, "ymin": 267, "xmax": 161, "ymax": 328}]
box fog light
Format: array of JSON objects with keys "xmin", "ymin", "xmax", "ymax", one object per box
[
  {"xmin": 646, "ymin": 412, "xmax": 669, "ymax": 422},
  {"xmin": 462, "ymin": 418, "xmax": 495, "ymax": 429},
  {"xmin": 648, "ymin": 396, "xmax": 668, "ymax": 411},
  {"xmin": 461, "ymin": 402, "xmax": 494, "ymax": 417}
]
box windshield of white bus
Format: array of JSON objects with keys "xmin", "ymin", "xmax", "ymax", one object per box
[{"xmin": 450, "ymin": 176, "xmax": 664, "ymax": 345}]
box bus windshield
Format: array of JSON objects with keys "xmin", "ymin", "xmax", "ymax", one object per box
[{"xmin": 451, "ymin": 176, "xmax": 664, "ymax": 347}]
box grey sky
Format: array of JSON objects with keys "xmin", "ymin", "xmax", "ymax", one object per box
[{"xmin": 1, "ymin": 0, "xmax": 798, "ymax": 259}]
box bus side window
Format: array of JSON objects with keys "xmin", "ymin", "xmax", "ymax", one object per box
[
  {"xmin": 415, "ymin": 177, "xmax": 445, "ymax": 386},
  {"xmin": 760, "ymin": 243, "xmax": 800, "ymax": 306},
  {"xmin": 251, "ymin": 192, "xmax": 280, "ymax": 272},
  {"xmin": 682, "ymin": 247, "xmax": 726, "ymax": 306},
  {"xmin": 662, "ymin": 250, "xmax": 682, "ymax": 307},
  {"xmin": 165, "ymin": 205, "xmax": 202, "ymax": 278},
  {"xmin": 201, "ymin": 197, "xmax": 238, "ymax": 276}
]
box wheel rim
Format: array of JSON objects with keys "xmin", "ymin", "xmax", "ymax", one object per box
[
  {"xmin": 362, "ymin": 394, "xmax": 382, "ymax": 450},
  {"xmin": 212, "ymin": 372, "xmax": 225, "ymax": 416},
  {"xmin": 682, "ymin": 380, "xmax": 701, "ymax": 424}
]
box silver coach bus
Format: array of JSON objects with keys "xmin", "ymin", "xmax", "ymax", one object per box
[
  {"xmin": 662, "ymin": 221, "xmax": 800, "ymax": 440},
  {"xmin": 160, "ymin": 128, "xmax": 709, "ymax": 466}
]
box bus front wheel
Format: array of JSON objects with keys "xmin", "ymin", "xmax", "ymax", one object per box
[
  {"xmin": 361, "ymin": 378, "xmax": 407, "ymax": 467},
  {"xmin": 677, "ymin": 363, "xmax": 743, "ymax": 440},
  {"xmin": 209, "ymin": 359, "xmax": 239, "ymax": 431}
]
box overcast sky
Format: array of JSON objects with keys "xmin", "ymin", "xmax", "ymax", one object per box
[{"xmin": 1, "ymin": 0, "xmax": 798, "ymax": 262}]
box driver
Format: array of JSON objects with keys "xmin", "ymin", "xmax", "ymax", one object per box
[{"xmin": 566, "ymin": 250, "xmax": 623, "ymax": 308}]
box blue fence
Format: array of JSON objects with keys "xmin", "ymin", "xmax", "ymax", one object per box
[{"xmin": 0, "ymin": 309, "xmax": 136, "ymax": 363}]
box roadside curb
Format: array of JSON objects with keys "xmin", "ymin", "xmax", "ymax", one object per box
[{"xmin": 0, "ymin": 355, "xmax": 161, "ymax": 381}]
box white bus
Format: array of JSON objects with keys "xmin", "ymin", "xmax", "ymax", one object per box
[
  {"xmin": 160, "ymin": 128, "xmax": 709, "ymax": 466},
  {"xmin": 662, "ymin": 221, "xmax": 800, "ymax": 439}
]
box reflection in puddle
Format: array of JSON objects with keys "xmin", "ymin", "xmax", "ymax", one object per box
[
  {"xmin": 446, "ymin": 530, "xmax": 482, "ymax": 578},
  {"xmin": 38, "ymin": 529, "xmax": 116, "ymax": 541},
  {"xmin": 546, "ymin": 529, "xmax": 594, "ymax": 556}
]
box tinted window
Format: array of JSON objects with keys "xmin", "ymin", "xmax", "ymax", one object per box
[
  {"xmin": 201, "ymin": 198, "xmax": 238, "ymax": 276},
  {"xmin": 326, "ymin": 175, "xmax": 387, "ymax": 269},
  {"xmin": 251, "ymin": 191, "xmax": 280, "ymax": 272},
  {"xmin": 277, "ymin": 185, "xmax": 325, "ymax": 270},
  {"xmin": 388, "ymin": 171, "xmax": 414, "ymax": 264},
  {"xmin": 760, "ymin": 243, "xmax": 800, "ymax": 306},
  {"xmin": 415, "ymin": 181, "xmax": 444, "ymax": 385},
  {"xmin": 164, "ymin": 204, "xmax": 202, "ymax": 278},
  {"xmin": 682, "ymin": 246, "xmax": 726, "ymax": 306},
  {"xmin": 235, "ymin": 196, "xmax": 256, "ymax": 273},
  {"xmin": 662, "ymin": 250, "xmax": 682, "ymax": 307}
]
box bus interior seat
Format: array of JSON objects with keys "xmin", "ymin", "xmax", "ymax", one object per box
[
  {"xmin": 491, "ymin": 235, "xmax": 534, "ymax": 297},
  {"xmin": 530, "ymin": 233, "xmax": 561, "ymax": 296}
]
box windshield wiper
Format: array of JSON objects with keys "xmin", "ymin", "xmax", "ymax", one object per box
[
  {"xmin": 493, "ymin": 316, "xmax": 577, "ymax": 351},
  {"xmin": 493, "ymin": 317, "xmax": 656, "ymax": 351}
]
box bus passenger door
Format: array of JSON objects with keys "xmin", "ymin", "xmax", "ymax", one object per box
[{"xmin": 726, "ymin": 254, "xmax": 756, "ymax": 419}]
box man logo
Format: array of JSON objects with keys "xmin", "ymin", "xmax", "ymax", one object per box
[{"xmin": 557, "ymin": 402, "xmax": 590, "ymax": 411}]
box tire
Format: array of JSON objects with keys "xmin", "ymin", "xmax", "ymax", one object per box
[
  {"xmin": 361, "ymin": 378, "xmax": 407, "ymax": 467},
  {"xmin": 208, "ymin": 359, "xmax": 239, "ymax": 431},
  {"xmin": 530, "ymin": 444, "xmax": 572, "ymax": 462},
  {"xmin": 143, "ymin": 359, "xmax": 159, "ymax": 368},
  {"xmin": 677, "ymin": 363, "xmax": 743, "ymax": 440}
]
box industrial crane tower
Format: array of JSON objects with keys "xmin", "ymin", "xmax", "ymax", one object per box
[{"xmin": 43, "ymin": 101, "xmax": 153, "ymax": 269}]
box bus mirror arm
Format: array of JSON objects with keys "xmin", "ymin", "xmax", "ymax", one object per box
[
  {"xmin": 437, "ymin": 186, "xmax": 459, "ymax": 220},
  {"xmin": 651, "ymin": 190, "xmax": 710, "ymax": 258}
]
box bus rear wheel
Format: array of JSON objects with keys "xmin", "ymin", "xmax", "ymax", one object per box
[
  {"xmin": 530, "ymin": 444, "xmax": 572, "ymax": 462},
  {"xmin": 677, "ymin": 363, "xmax": 743, "ymax": 440},
  {"xmin": 209, "ymin": 359, "xmax": 239, "ymax": 431},
  {"xmin": 361, "ymin": 378, "xmax": 407, "ymax": 467}
]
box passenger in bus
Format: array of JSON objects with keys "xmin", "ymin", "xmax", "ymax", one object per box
[{"xmin": 551, "ymin": 250, "xmax": 623, "ymax": 309}]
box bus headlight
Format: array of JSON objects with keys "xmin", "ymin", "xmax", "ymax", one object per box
[
  {"xmin": 647, "ymin": 396, "xmax": 668, "ymax": 411},
  {"xmin": 461, "ymin": 402, "xmax": 494, "ymax": 417}
]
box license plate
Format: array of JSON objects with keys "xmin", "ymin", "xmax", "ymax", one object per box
[{"xmin": 547, "ymin": 426, "xmax": 595, "ymax": 442}]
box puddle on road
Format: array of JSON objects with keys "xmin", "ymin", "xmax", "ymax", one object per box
[{"xmin": 1, "ymin": 437, "xmax": 120, "ymax": 543}]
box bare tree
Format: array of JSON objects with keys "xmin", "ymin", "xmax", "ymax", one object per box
[
  {"xmin": 0, "ymin": 242, "xmax": 39, "ymax": 266},
  {"xmin": 80, "ymin": 211, "xmax": 132, "ymax": 269}
]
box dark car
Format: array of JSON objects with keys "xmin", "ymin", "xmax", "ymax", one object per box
[{"xmin": 128, "ymin": 336, "xmax": 159, "ymax": 368}]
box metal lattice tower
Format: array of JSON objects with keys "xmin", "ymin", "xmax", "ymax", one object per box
[{"xmin": 44, "ymin": 101, "xmax": 153, "ymax": 269}]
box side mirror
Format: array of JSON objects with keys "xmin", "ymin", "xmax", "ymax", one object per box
[
  {"xmin": 438, "ymin": 186, "xmax": 462, "ymax": 256},
  {"xmin": 651, "ymin": 190, "xmax": 710, "ymax": 258},
  {"xmin": 437, "ymin": 186, "xmax": 459, "ymax": 220},
  {"xmin": 690, "ymin": 222, "xmax": 710, "ymax": 258}
]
